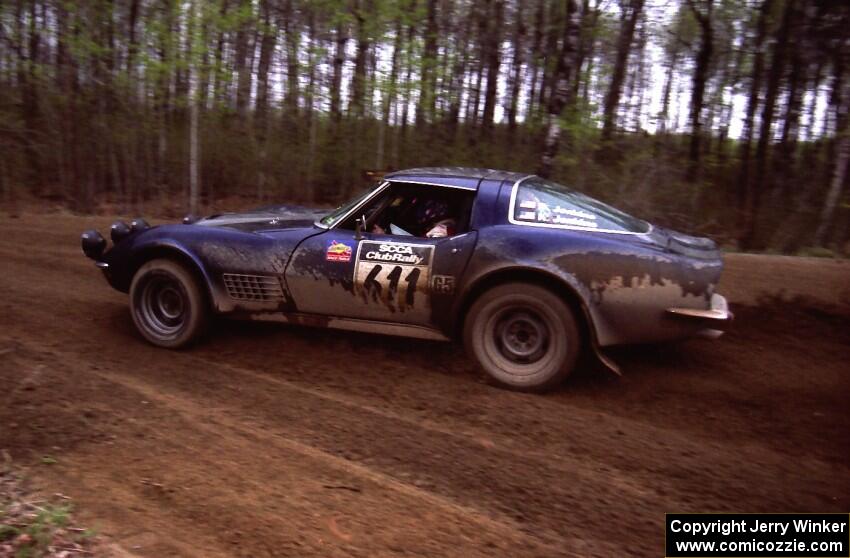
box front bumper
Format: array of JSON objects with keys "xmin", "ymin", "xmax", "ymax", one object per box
[{"xmin": 666, "ymin": 294, "xmax": 733, "ymax": 339}]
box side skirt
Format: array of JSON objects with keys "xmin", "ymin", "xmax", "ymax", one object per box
[{"xmin": 235, "ymin": 312, "xmax": 451, "ymax": 342}]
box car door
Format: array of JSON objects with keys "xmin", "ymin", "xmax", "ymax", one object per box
[
  {"xmin": 285, "ymin": 182, "xmax": 478, "ymax": 328},
  {"xmin": 285, "ymin": 228, "xmax": 476, "ymax": 327}
]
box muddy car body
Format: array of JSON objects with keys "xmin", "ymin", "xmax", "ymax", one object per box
[{"xmin": 81, "ymin": 167, "xmax": 731, "ymax": 391}]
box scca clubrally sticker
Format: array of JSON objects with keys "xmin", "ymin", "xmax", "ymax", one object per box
[{"xmin": 354, "ymin": 241, "xmax": 434, "ymax": 312}]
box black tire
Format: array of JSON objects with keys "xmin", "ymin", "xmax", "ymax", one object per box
[
  {"xmin": 464, "ymin": 282, "xmax": 581, "ymax": 392},
  {"xmin": 129, "ymin": 258, "xmax": 209, "ymax": 348}
]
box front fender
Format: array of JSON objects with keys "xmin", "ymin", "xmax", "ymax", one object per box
[{"xmin": 102, "ymin": 225, "xmax": 294, "ymax": 313}]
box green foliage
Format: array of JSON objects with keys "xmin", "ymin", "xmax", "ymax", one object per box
[
  {"xmin": 0, "ymin": 523, "xmax": 19, "ymax": 541},
  {"xmin": 796, "ymin": 246, "xmax": 836, "ymax": 258},
  {"xmin": 0, "ymin": 0, "xmax": 846, "ymax": 252}
]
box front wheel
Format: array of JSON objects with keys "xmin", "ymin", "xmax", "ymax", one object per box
[
  {"xmin": 464, "ymin": 282, "xmax": 581, "ymax": 392},
  {"xmin": 130, "ymin": 258, "xmax": 209, "ymax": 348}
]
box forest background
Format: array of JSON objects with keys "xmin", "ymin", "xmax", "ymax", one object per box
[{"xmin": 1, "ymin": 0, "xmax": 848, "ymax": 253}]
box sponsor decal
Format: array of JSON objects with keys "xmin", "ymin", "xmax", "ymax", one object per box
[
  {"xmin": 362, "ymin": 242, "xmax": 427, "ymax": 265},
  {"xmin": 537, "ymin": 203, "xmax": 553, "ymax": 222},
  {"xmin": 516, "ymin": 201, "xmax": 599, "ymax": 227},
  {"xmin": 354, "ymin": 241, "xmax": 434, "ymax": 312},
  {"xmin": 552, "ymin": 216, "xmax": 598, "ymax": 228},
  {"xmin": 326, "ymin": 240, "xmax": 353, "ymax": 262},
  {"xmin": 553, "ymin": 206, "xmax": 596, "ymax": 220},
  {"xmin": 432, "ymin": 275, "xmax": 456, "ymax": 295}
]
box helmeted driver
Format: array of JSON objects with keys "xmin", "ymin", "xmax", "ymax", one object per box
[{"xmin": 416, "ymin": 199, "xmax": 456, "ymax": 238}]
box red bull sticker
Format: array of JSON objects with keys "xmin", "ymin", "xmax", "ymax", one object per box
[{"xmin": 326, "ymin": 240, "xmax": 353, "ymax": 262}]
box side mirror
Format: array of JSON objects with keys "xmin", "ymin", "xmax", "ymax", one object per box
[{"xmin": 355, "ymin": 214, "xmax": 366, "ymax": 241}]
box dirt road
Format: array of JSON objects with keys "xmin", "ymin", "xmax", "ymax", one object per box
[{"xmin": 1, "ymin": 213, "xmax": 848, "ymax": 557}]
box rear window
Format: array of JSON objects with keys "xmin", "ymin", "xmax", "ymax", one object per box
[{"xmin": 511, "ymin": 177, "xmax": 650, "ymax": 234}]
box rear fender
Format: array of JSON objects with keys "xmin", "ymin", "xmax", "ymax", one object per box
[{"xmin": 453, "ymin": 263, "xmax": 619, "ymax": 375}]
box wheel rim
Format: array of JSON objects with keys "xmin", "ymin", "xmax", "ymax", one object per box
[
  {"xmin": 138, "ymin": 273, "xmax": 188, "ymax": 339},
  {"xmin": 493, "ymin": 307, "xmax": 550, "ymax": 364}
]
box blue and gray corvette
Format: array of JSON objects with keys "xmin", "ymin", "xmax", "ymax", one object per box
[{"xmin": 81, "ymin": 167, "xmax": 731, "ymax": 391}]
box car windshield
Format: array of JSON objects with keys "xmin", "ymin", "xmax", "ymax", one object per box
[
  {"xmin": 318, "ymin": 182, "xmax": 385, "ymax": 227},
  {"xmin": 513, "ymin": 177, "xmax": 650, "ymax": 234}
]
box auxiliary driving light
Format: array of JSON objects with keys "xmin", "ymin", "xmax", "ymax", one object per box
[
  {"xmin": 81, "ymin": 230, "xmax": 107, "ymax": 260},
  {"xmin": 130, "ymin": 218, "xmax": 150, "ymax": 232},
  {"xmin": 110, "ymin": 220, "xmax": 131, "ymax": 243}
]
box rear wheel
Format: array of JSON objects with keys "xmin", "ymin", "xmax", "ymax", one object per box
[
  {"xmin": 130, "ymin": 258, "xmax": 209, "ymax": 348},
  {"xmin": 464, "ymin": 282, "xmax": 581, "ymax": 392}
]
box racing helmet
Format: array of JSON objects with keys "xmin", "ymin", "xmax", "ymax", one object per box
[{"xmin": 415, "ymin": 198, "xmax": 450, "ymax": 227}]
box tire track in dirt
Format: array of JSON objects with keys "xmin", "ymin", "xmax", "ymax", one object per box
[
  {"xmin": 1, "ymin": 250, "xmax": 638, "ymax": 553},
  {"xmin": 5, "ymin": 339, "xmax": 578, "ymax": 557},
  {"xmin": 1, "ymin": 275, "xmax": 657, "ymax": 554},
  {"xmin": 3, "ymin": 253, "xmax": 848, "ymax": 558},
  {"xmin": 3, "ymin": 246, "xmax": 848, "ymax": 491},
  {"xmin": 3, "ymin": 254, "xmax": 844, "ymax": 511}
]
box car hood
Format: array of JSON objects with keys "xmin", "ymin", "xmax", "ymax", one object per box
[{"xmin": 194, "ymin": 204, "xmax": 327, "ymax": 233}]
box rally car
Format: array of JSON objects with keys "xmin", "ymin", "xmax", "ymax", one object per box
[{"xmin": 81, "ymin": 167, "xmax": 731, "ymax": 391}]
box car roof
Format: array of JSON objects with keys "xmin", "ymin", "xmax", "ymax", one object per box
[{"xmin": 384, "ymin": 167, "xmax": 532, "ymax": 190}]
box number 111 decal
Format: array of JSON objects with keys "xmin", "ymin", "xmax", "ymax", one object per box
[{"xmin": 354, "ymin": 241, "xmax": 434, "ymax": 312}]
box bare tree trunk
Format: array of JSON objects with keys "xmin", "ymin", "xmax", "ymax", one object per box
[
  {"xmin": 282, "ymin": 0, "xmax": 300, "ymax": 118},
  {"xmin": 804, "ymin": 61, "xmax": 824, "ymax": 142},
  {"xmin": 481, "ymin": 0, "xmax": 504, "ymax": 133},
  {"xmin": 304, "ymin": 11, "xmax": 319, "ymax": 193},
  {"xmin": 400, "ymin": 35, "xmax": 413, "ymax": 142},
  {"xmin": 233, "ymin": 0, "xmax": 254, "ymax": 117},
  {"xmin": 470, "ymin": 60, "xmax": 484, "ymax": 129},
  {"xmin": 506, "ymin": 0, "xmax": 525, "ymax": 140},
  {"xmin": 255, "ymin": 0, "xmax": 276, "ymax": 201},
  {"xmin": 814, "ymin": 130, "xmax": 849, "ymax": 246},
  {"xmin": 330, "ymin": 20, "xmax": 347, "ymax": 123},
  {"xmin": 738, "ymin": 0, "xmax": 773, "ymax": 232},
  {"xmin": 212, "ymin": 0, "xmax": 231, "ymax": 105},
  {"xmin": 435, "ymin": 0, "xmax": 455, "ymax": 117},
  {"xmin": 377, "ymin": 16, "xmax": 403, "ymax": 169},
  {"xmin": 780, "ymin": 5, "xmax": 804, "ymax": 158},
  {"xmin": 350, "ymin": 0, "xmax": 372, "ymax": 118},
  {"xmin": 537, "ymin": 0, "xmax": 581, "ymax": 178},
  {"xmin": 742, "ymin": 0, "xmax": 794, "ymax": 248},
  {"xmin": 416, "ymin": 0, "xmax": 439, "ymax": 126},
  {"xmin": 685, "ymin": 0, "xmax": 713, "ymax": 182},
  {"xmin": 446, "ymin": 4, "xmax": 473, "ymax": 140},
  {"xmin": 579, "ymin": 7, "xmax": 600, "ymax": 105},
  {"xmin": 657, "ymin": 46, "xmax": 679, "ymax": 134},
  {"xmin": 526, "ymin": 0, "xmax": 545, "ymax": 119},
  {"xmin": 601, "ymin": 0, "xmax": 643, "ymax": 141},
  {"xmin": 632, "ymin": 21, "xmax": 647, "ymax": 131},
  {"xmin": 537, "ymin": 1, "xmax": 564, "ymax": 115},
  {"xmin": 366, "ymin": 33, "xmax": 378, "ymax": 119},
  {"xmin": 156, "ymin": 1, "xmax": 174, "ymax": 198},
  {"xmin": 188, "ymin": 0, "xmax": 200, "ymax": 216},
  {"xmin": 814, "ymin": 42, "xmax": 850, "ymax": 246}
]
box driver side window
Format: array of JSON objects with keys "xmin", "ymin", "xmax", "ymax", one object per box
[{"xmin": 339, "ymin": 182, "xmax": 474, "ymax": 239}]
